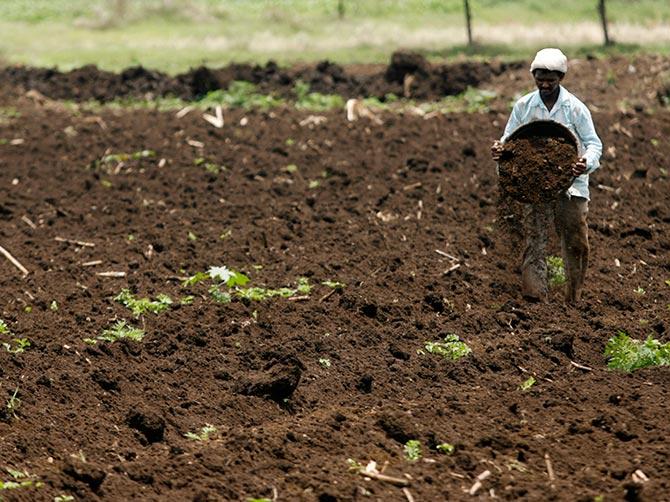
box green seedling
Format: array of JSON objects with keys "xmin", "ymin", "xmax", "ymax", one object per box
[
  {"xmin": 209, "ymin": 285, "xmax": 232, "ymax": 304},
  {"xmin": 219, "ymin": 229, "xmax": 233, "ymax": 240},
  {"xmin": 115, "ymin": 289, "xmax": 172, "ymax": 317},
  {"xmin": 99, "ymin": 149, "xmax": 155, "ymax": 165},
  {"xmin": 0, "ymin": 468, "xmax": 43, "ymax": 491},
  {"xmin": 3, "ymin": 338, "xmax": 30, "ymax": 354},
  {"xmin": 346, "ymin": 458, "xmax": 363, "ymax": 472},
  {"xmin": 23, "ymin": 306, "xmax": 32, "ymax": 313},
  {"xmin": 546, "ymin": 256, "xmax": 566, "ymax": 287},
  {"xmin": 5, "ymin": 386, "xmax": 20, "ymax": 419},
  {"xmin": 187, "ymin": 231, "xmax": 198, "ymax": 241},
  {"xmin": 50, "ymin": 301, "xmax": 59, "ymax": 311},
  {"xmin": 322, "ymin": 280, "xmax": 345, "ymax": 289},
  {"xmin": 519, "ymin": 376, "xmax": 536, "ymax": 391},
  {"xmin": 605, "ymin": 331, "xmax": 670, "ymax": 372},
  {"xmin": 634, "ymin": 286, "xmax": 645, "ymax": 295},
  {"xmin": 183, "ymin": 271, "xmax": 210, "ymax": 287},
  {"xmin": 293, "ymin": 80, "xmax": 345, "ymax": 111},
  {"xmin": 436, "ymin": 443, "xmax": 455, "ymax": 455},
  {"xmin": 296, "ymin": 277, "xmax": 311, "ymax": 295},
  {"xmin": 208, "ymin": 266, "xmax": 250, "ymax": 287},
  {"xmin": 184, "ymin": 424, "xmax": 217, "ymax": 441},
  {"xmin": 664, "ymin": 279, "xmax": 670, "ymax": 287},
  {"xmin": 318, "ymin": 358, "xmax": 331, "ymax": 368},
  {"xmin": 98, "ymin": 320, "xmax": 145, "ymax": 343},
  {"xmin": 200, "ymin": 81, "xmax": 283, "ymax": 110},
  {"xmin": 404, "ymin": 440, "xmax": 422, "ymax": 462},
  {"xmin": 424, "ymin": 334, "xmax": 471, "ymax": 360},
  {"xmin": 247, "ymin": 499, "xmax": 271, "ymax": 502},
  {"xmin": 180, "ymin": 296, "xmax": 194, "ymax": 305},
  {"xmin": 54, "ymin": 495, "xmax": 75, "ymax": 502},
  {"xmin": 308, "ymin": 180, "xmax": 320, "ymax": 189},
  {"xmin": 0, "ymin": 320, "xmax": 30, "ymax": 354},
  {"xmin": 284, "ymin": 164, "xmax": 298, "ymax": 173}
]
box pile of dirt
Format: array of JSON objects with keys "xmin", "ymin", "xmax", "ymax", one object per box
[
  {"xmin": 0, "ymin": 51, "xmax": 516, "ymax": 102},
  {"xmin": 498, "ymin": 136, "xmax": 577, "ymax": 204}
]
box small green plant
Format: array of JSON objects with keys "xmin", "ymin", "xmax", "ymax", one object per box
[
  {"xmin": 115, "ymin": 289, "xmax": 172, "ymax": 317},
  {"xmin": 184, "ymin": 424, "xmax": 218, "ymax": 441},
  {"xmin": 50, "ymin": 301, "xmax": 59, "ymax": 311},
  {"xmin": 605, "ymin": 331, "xmax": 670, "ymax": 372},
  {"xmin": 346, "ymin": 458, "xmax": 363, "ymax": 472},
  {"xmin": 201, "ymin": 81, "xmax": 283, "ymax": 110},
  {"xmin": 436, "ymin": 443, "xmax": 455, "ymax": 455},
  {"xmin": 54, "ymin": 495, "xmax": 75, "ymax": 502},
  {"xmin": 98, "ymin": 320, "xmax": 145, "ymax": 343},
  {"xmin": 546, "ymin": 256, "xmax": 566, "ymax": 286},
  {"xmin": 0, "ymin": 468, "xmax": 43, "ymax": 491},
  {"xmin": 424, "ymin": 335, "xmax": 471, "ymax": 360},
  {"xmin": 519, "ymin": 376, "xmax": 536, "ymax": 391},
  {"xmin": 404, "ymin": 440, "xmax": 422, "ymax": 462},
  {"xmin": 318, "ymin": 358, "xmax": 331, "ymax": 368},
  {"xmin": 634, "ymin": 286, "xmax": 645, "ymax": 295},
  {"xmin": 208, "ymin": 285, "xmax": 232, "ymax": 304},
  {"xmin": 293, "ymin": 80, "xmax": 345, "ymax": 111},
  {"xmin": 247, "ymin": 498, "xmax": 271, "ymax": 502},
  {"xmin": 5, "ymin": 386, "xmax": 21, "ymax": 419},
  {"xmin": 0, "ymin": 321, "xmax": 30, "ymax": 354},
  {"xmin": 284, "ymin": 163, "xmax": 298, "ymax": 173},
  {"xmin": 208, "ymin": 266, "xmax": 250, "ymax": 287},
  {"xmin": 187, "ymin": 231, "xmax": 198, "ymax": 241}
]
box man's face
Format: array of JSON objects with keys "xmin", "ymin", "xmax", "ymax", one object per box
[{"xmin": 533, "ymin": 69, "xmax": 563, "ymax": 97}]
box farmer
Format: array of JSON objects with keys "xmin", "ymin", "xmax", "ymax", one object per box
[{"xmin": 491, "ymin": 48, "xmax": 602, "ymax": 303}]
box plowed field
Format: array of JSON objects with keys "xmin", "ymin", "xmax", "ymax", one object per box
[{"xmin": 0, "ymin": 55, "xmax": 669, "ymax": 501}]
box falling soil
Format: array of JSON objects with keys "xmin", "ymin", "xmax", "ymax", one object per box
[
  {"xmin": 0, "ymin": 55, "xmax": 669, "ymax": 501},
  {"xmin": 498, "ymin": 136, "xmax": 578, "ymax": 204}
]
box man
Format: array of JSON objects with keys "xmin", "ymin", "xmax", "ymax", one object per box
[{"xmin": 491, "ymin": 48, "xmax": 602, "ymax": 303}]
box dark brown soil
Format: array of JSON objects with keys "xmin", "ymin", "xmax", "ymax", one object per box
[
  {"xmin": 0, "ymin": 51, "xmax": 515, "ymax": 103},
  {"xmin": 0, "ymin": 55, "xmax": 669, "ymax": 502},
  {"xmin": 499, "ymin": 136, "xmax": 577, "ymax": 204}
]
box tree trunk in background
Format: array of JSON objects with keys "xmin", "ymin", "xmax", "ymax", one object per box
[
  {"xmin": 337, "ymin": 0, "xmax": 345, "ymax": 19},
  {"xmin": 598, "ymin": 0, "xmax": 612, "ymax": 46},
  {"xmin": 464, "ymin": 0, "xmax": 473, "ymax": 46}
]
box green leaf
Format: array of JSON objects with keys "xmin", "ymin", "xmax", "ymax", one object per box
[
  {"xmin": 605, "ymin": 331, "xmax": 670, "ymax": 372},
  {"xmin": 519, "ymin": 376, "xmax": 536, "ymax": 391},
  {"xmin": 546, "ymin": 255, "xmax": 566, "ymax": 287},
  {"xmin": 183, "ymin": 271, "xmax": 210, "ymax": 287},
  {"xmin": 424, "ymin": 334, "xmax": 471, "ymax": 360},
  {"xmin": 436, "ymin": 443, "xmax": 455, "ymax": 455},
  {"xmin": 404, "ymin": 440, "xmax": 422, "ymax": 462}
]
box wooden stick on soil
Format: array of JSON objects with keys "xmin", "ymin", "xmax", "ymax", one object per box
[
  {"xmin": 359, "ymin": 470, "xmax": 410, "ymax": 487},
  {"xmin": 55, "ymin": 236, "xmax": 95, "ymax": 247},
  {"xmin": 468, "ymin": 470, "xmax": 491, "ymax": 495},
  {"xmin": 402, "ymin": 487, "xmax": 416, "ymax": 502},
  {"xmin": 96, "ymin": 271, "xmax": 126, "ymax": 277},
  {"xmin": 545, "ymin": 453, "xmax": 556, "ymax": 489},
  {"xmin": 319, "ymin": 289, "xmax": 337, "ymax": 303},
  {"xmin": 569, "ymin": 360, "xmax": 593, "ymax": 372},
  {"xmin": 0, "ymin": 244, "xmax": 29, "ymax": 276}
]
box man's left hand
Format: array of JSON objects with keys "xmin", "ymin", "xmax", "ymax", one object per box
[{"xmin": 571, "ymin": 157, "xmax": 587, "ymax": 177}]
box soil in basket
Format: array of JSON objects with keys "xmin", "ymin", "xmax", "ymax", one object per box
[{"xmin": 499, "ymin": 136, "xmax": 577, "ymax": 204}]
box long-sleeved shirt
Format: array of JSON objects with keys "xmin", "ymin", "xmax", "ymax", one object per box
[{"xmin": 500, "ymin": 86, "xmax": 603, "ymax": 200}]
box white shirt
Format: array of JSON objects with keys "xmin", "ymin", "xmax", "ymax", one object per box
[{"xmin": 501, "ymin": 86, "xmax": 603, "ymax": 200}]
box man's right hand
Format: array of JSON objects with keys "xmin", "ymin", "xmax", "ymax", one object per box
[{"xmin": 491, "ymin": 140, "xmax": 504, "ymax": 161}]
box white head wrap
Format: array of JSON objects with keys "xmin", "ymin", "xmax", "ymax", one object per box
[{"xmin": 530, "ymin": 48, "xmax": 568, "ymax": 74}]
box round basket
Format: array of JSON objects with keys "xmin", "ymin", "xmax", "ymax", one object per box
[{"xmin": 498, "ymin": 120, "xmax": 579, "ymax": 204}]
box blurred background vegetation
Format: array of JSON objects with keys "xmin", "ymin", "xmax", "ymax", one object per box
[{"xmin": 0, "ymin": 0, "xmax": 669, "ymax": 72}]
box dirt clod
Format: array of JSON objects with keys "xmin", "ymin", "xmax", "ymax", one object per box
[{"xmin": 126, "ymin": 409, "xmax": 166, "ymax": 444}]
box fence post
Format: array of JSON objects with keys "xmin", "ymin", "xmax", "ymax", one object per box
[
  {"xmin": 598, "ymin": 0, "xmax": 612, "ymax": 46},
  {"xmin": 464, "ymin": 0, "xmax": 473, "ymax": 46}
]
